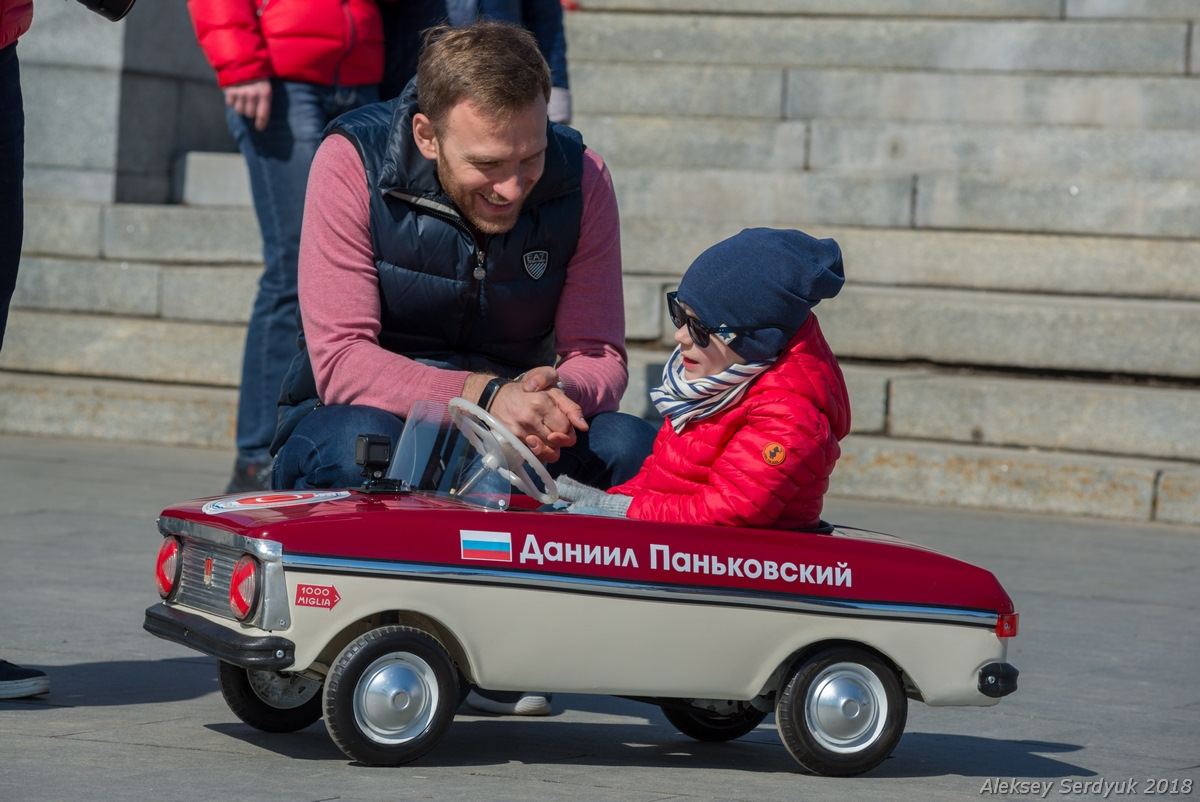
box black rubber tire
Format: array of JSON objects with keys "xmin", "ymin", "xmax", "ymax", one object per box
[
  {"xmin": 661, "ymin": 703, "xmax": 768, "ymax": 742},
  {"xmin": 323, "ymin": 625, "xmax": 459, "ymax": 766},
  {"xmin": 216, "ymin": 660, "xmax": 324, "ymax": 733},
  {"xmin": 776, "ymin": 647, "xmax": 907, "ymax": 776}
]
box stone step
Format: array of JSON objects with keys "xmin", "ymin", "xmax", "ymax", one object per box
[
  {"xmin": 565, "ymin": 12, "xmax": 1190, "ymax": 75},
  {"xmin": 175, "ymin": 152, "xmax": 252, "ymax": 207},
  {"xmin": 618, "ymin": 221, "xmax": 1200, "ymax": 300},
  {"xmin": 832, "ymin": 434, "xmax": 1199, "ymax": 526},
  {"xmin": 575, "ymin": 0, "xmax": 1065, "ymax": 16},
  {"xmin": 612, "ymin": 167, "xmax": 914, "ymax": 230},
  {"xmin": 576, "ymin": 114, "xmax": 1200, "ymax": 179},
  {"xmin": 22, "ymin": 199, "xmax": 262, "ymax": 263},
  {"xmin": 573, "ymin": 0, "xmax": 1199, "ymax": 20},
  {"xmin": 0, "ymin": 372, "xmax": 236, "ymax": 449},
  {"xmin": 887, "ymin": 374, "xmax": 1200, "ymax": 462},
  {"xmin": 806, "ymin": 118, "xmax": 1200, "ymax": 178},
  {"xmin": 780, "ymin": 67, "xmax": 1200, "ymax": 130},
  {"xmin": 812, "ymin": 120, "xmax": 1200, "ymax": 179},
  {"xmin": 607, "ymin": 166, "xmax": 1200, "ymax": 239},
  {"xmin": 572, "ymin": 62, "xmax": 1200, "ymax": 130},
  {"xmin": 917, "ymin": 173, "xmax": 1200, "ymax": 238},
  {"xmin": 0, "ymin": 311, "xmax": 243, "ymax": 387},
  {"xmin": 12, "ymin": 256, "xmax": 259, "ymax": 323},
  {"xmin": 821, "ymin": 286, "xmax": 1199, "ymax": 380}
]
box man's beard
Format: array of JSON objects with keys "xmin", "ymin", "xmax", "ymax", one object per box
[{"xmin": 437, "ymin": 155, "xmax": 525, "ymax": 235}]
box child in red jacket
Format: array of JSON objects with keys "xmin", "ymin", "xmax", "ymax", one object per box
[{"xmin": 559, "ymin": 227, "xmax": 851, "ymax": 530}]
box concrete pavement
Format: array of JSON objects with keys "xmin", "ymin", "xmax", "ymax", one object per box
[{"xmin": 1, "ymin": 434, "xmax": 1197, "ymax": 801}]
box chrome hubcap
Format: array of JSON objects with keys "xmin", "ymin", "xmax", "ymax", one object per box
[
  {"xmin": 804, "ymin": 662, "xmax": 887, "ymax": 752},
  {"xmin": 353, "ymin": 653, "xmax": 439, "ymax": 745}
]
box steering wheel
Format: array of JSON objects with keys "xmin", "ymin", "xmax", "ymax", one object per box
[{"xmin": 447, "ymin": 398, "xmax": 558, "ymax": 504}]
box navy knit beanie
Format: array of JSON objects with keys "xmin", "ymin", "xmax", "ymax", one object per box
[{"xmin": 675, "ymin": 228, "xmax": 845, "ymax": 362}]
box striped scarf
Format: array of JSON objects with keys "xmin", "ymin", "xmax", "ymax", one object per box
[{"xmin": 650, "ymin": 346, "xmax": 772, "ymax": 433}]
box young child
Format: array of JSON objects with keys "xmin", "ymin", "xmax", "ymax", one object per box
[{"xmin": 558, "ymin": 227, "xmax": 851, "ymax": 530}]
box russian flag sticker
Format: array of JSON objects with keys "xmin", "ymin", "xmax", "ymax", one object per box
[{"xmin": 460, "ymin": 530, "xmax": 513, "ymax": 562}]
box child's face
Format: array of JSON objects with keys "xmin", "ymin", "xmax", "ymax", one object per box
[{"xmin": 673, "ymin": 299, "xmax": 746, "ymax": 379}]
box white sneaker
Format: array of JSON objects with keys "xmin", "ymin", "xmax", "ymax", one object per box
[{"xmin": 465, "ymin": 689, "xmax": 552, "ymax": 716}]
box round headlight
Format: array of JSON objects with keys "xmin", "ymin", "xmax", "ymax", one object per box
[
  {"xmin": 155, "ymin": 537, "xmax": 182, "ymax": 599},
  {"xmin": 229, "ymin": 554, "xmax": 260, "ymax": 620}
]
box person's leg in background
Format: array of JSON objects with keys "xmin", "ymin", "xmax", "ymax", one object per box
[
  {"xmin": 0, "ymin": 42, "xmax": 25, "ymax": 354},
  {"xmin": 224, "ymin": 81, "xmax": 377, "ymax": 494},
  {"xmin": 0, "ymin": 41, "xmax": 50, "ymax": 701},
  {"xmin": 379, "ymin": 0, "xmax": 447, "ymax": 100}
]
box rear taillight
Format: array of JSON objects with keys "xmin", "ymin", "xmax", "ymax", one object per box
[
  {"xmin": 155, "ymin": 537, "xmax": 182, "ymax": 599},
  {"xmin": 229, "ymin": 554, "xmax": 260, "ymax": 620},
  {"xmin": 996, "ymin": 612, "xmax": 1019, "ymax": 638}
]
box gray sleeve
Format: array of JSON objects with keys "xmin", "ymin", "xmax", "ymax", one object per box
[
  {"xmin": 566, "ymin": 493, "xmax": 633, "ymax": 518},
  {"xmin": 556, "ymin": 475, "xmax": 633, "ymax": 517}
]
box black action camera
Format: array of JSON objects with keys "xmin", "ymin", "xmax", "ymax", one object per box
[{"xmin": 74, "ymin": 0, "xmax": 136, "ymax": 23}]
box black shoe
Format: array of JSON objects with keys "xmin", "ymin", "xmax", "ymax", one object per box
[
  {"xmin": 0, "ymin": 660, "xmax": 50, "ymax": 699},
  {"xmin": 224, "ymin": 457, "xmax": 273, "ymax": 494}
]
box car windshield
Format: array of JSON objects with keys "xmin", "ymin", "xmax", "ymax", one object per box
[{"xmin": 385, "ymin": 400, "xmax": 512, "ymax": 510}]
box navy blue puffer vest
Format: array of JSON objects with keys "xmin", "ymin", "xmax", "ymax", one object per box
[{"xmin": 271, "ymin": 81, "xmax": 584, "ymax": 454}]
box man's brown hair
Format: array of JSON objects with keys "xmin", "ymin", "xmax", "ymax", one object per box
[{"xmin": 417, "ymin": 20, "xmax": 552, "ymax": 134}]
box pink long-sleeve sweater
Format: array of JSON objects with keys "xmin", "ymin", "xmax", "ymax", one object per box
[{"xmin": 297, "ymin": 133, "xmax": 629, "ymax": 419}]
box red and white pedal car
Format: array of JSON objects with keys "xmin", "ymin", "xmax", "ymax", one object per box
[{"xmin": 143, "ymin": 399, "xmax": 1018, "ymax": 777}]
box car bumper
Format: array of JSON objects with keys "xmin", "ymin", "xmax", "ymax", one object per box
[
  {"xmin": 143, "ymin": 603, "xmax": 296, "ymax": 671},
  {"xmin": 978, "ymin": 662, "xmax": 1019, "ymax": 698}
]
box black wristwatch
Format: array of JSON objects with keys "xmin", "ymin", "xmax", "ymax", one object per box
[{"xmin": 477, "ymin": 377, "xmax": 511, "ymax": 412}]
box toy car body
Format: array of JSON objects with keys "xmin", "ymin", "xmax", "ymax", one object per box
[{"xmin": 144, "ymin": 400, "xmax": 1018, "ymax": 777}]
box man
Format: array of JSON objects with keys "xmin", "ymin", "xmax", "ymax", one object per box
[
  {"xmin": 271, "ymin": 20, "xmax": 654, "ymax": 495},
  {"xmin": 269, "ymin": 21, "xmax": 657, "ymax": 712}
]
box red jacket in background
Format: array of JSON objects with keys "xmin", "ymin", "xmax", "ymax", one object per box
[
  {"xmin": 187, "ymin": 0, "xmax": 384, "ymax": 88},
  {"xmin": 0, "ymin": 0, "xmax": 34, "ymax": 50},
  {"xmin": 612, "ymin": 315, "xmax": 852, "ymax": 531}
]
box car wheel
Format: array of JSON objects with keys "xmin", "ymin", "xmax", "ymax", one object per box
[
  {"xmin": 323, "ymin": 625, "xmax": 459, "ymax": 766},
  {"xmin": 216, "ymin": 660, "xmax": 323, "ymax": 733},
  {"xmin": 776, "ymin": 647, "xmax": 907, "ymax": 776},
  {"xmin": 660, "ymin": 703, "xmax": 768, "ymax": 742}
]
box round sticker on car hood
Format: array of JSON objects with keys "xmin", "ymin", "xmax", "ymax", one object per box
[{"xmin": 202, "ymin": 491, "xmax": 353, "ymax": 515}]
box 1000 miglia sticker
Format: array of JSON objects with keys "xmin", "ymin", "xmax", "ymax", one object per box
[{"xmin": 202, "ymin": 491, "xmax": 352, "ymax": 514}]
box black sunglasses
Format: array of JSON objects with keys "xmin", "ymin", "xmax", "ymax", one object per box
[{"xmin": 666, "ymin": 291, "xmax": 762, "ymax": 348}]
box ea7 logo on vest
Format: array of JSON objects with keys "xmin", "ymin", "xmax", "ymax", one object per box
[{"xmin": 523, "ymin": 250, "xmax": 550, "ymax": 280}]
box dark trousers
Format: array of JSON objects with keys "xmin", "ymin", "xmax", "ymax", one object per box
[{"xmin": 0, "ymin": 42, "xmax": 24, "ymax": 353}]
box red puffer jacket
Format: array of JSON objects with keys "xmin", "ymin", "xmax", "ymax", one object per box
[
  {"xmin": 187, "ymin": 0, "xmax": 384, "ymax": 88},
  {"xmin": 1, "ymin": 0, "xmax": 34, "ymax": 50},
  {"xmin": 613, "ymin": 315, "xmax": 851, "ymax": 530}
]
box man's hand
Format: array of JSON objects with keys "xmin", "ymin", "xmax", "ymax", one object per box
[
  {"xmin": 224, "ymin": 79, "xmax": 272, "ymax": 131},
  {"xmin": 473, "ymin": 368, "xmax": 587, "ymax": 462}
]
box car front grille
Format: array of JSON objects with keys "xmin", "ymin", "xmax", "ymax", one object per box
[{"xmin": 175, "ymin": 539, "xmax": 242, "ymax": 620}]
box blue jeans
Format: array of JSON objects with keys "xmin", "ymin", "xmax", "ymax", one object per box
[
  {"xmin": 227, "ymin": 81, "xmax": 378, "ymax": 464},
  {"xmin": 273, "ymin": 404, "xmax": 657, "ymax": 491},
  {"xmin": 0, "ymin": 43, "xmax": 24, "ymax": 353}
]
